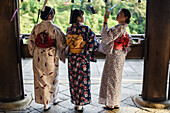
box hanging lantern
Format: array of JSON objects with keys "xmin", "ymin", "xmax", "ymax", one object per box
[
  {"xmin": 71, "ymin": 0, "xmax": 74, "ymax": 3},
  {"xmin": 138, "ymin": 0, "xmax": 141, "ymax": 3},
  {"xmin": 21, "ymin": 0, "xmax": 23, "ymax": 2},
  {"xmin": 88, "ymin": 0, "xmax": 91, "ymax": 2},
  {"xmin": 38, "ymin": 0, "xmax": 40, "ymax": 2},
  {"xmin": 105, "ymin": 0, "xmax": 107, "ymax": 2},
  {"xmin": 89, "ymin": 6, "xmax": 95, "ymax": 14}
]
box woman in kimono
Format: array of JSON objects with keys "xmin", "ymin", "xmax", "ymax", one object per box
[
  {"xmin": 99, "ymin": 8, "xmax": 131, "ymax": 110},
  {"xmin": 28, "ymin": 6, "xmax": 66, "ymax": 111},
  {"xmin": 66, "ymin": 9, "xmax": 99, "ymax": 111}
]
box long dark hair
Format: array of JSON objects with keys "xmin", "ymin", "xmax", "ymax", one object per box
[
  {"xmin": 41, "ymin": 6, "xmax": 55, "ymax": 20},
  {"xmin": 70, "ymin": 9, "xmax": 84, "ymax": 24},
  {"xmin": 121, "ymin": 8, "xmax": 131, "ymax": 24}
]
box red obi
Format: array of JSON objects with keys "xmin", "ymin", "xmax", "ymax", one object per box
[
  {"xmin": 113, "ymin": 33, "xmax": 129, "ymax": 50},
  {"xmin": 35, "ymin": 31, "xmax": 56, "ymax": 48}
]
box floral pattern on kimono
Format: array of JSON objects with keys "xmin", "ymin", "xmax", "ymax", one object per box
[
  {"xmin": 99, "ymin": 23, "xmax": 131, "ymax": 107},
  {"xmin": 66, "ymin": 23, "xmax": 99, "ymax": 105},
  {"xmin": 28, "ymin": 20, "xmax": 66, "ymax": 106}
]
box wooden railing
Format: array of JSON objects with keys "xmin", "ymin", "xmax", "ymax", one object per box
[{"xmin": 20, "ymin": 34, "xmax": 145, "ymax": 59}]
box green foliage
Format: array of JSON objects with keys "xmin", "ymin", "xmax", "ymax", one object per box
[{"xmin": 19, "ymin": 0, "xmax": 146, "ymax": 34}]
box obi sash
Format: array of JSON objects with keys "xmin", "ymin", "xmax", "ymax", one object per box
[
  {"xmin": 113, "ymin": 33, "xmax": 129, "ymax": 50},
  {"xmin": 66, "ymin": 34, "xmax": 86, "ymax": 54},
  {"xmin": 35, "ymin": 31, "xmax": 56, "ymax": 48}
]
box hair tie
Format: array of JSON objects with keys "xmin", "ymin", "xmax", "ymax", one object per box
[
  {"xmin": 44, "ymin": 7, "xmax": 52, "ymax": 19},
  {"xmin": 69, "ymin": 9, "xmax": 73, "ymax": 24},
  {"xmin": 36, "ymin": 9, "xmax": 41, "ymax": 23}
]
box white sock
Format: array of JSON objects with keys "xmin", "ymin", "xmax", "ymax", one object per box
[
  {"xmin": 77, "ymin": 105, "xmax": 83, "ymax": 110},
  {"xmin": 53, "ymin": 99, "xmax": 57, "ymax": 103},
  {"xmin": 44, "ymin": 104, "xmax": 51, "ymax": 109}
]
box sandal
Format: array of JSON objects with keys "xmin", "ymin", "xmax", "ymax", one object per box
[
  {"xmin": 53, "ymin": 102, "xmax": 58, "ymax": 105},
  {"xmin": 44, "ymin": 104, "xmax": 51, "ymax": 112},
  {"xmin": 53, "ymin": 99, "xmax": 58, "ymax": 105},
  {"xmin": 104, "ymin": 106, "xmax": 114, "ymax": 110},
  {"xmin": 76, "ymin": 106, "xmax": 84, "ymax": 112},
  {"xmin": 114, "ymin": 105, "xmax": 120, "ymax": 109},
  {"xmin": 77, "ymin": 107, "xmax": 83, "ymax": 112},
  {"xmin": 53, "ymin": 101, "xmax": 59, "ymax": 105},
  {"xmin": 44, "ymin": 106, "xmax": 51, "ymax": 112}
]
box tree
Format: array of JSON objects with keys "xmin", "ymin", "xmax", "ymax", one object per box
[{"xmin": 19, "ymin": 0, "xmax": 146, "ymax": 34}]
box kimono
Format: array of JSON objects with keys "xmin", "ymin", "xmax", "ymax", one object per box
[
  {"xmin": 66, "ymin": 23, "xmax": 99, "ymax": 105},
  {"xmin": 99, "ymin": 23, "xmax": 131, "ymax": 107},
  {"xmin": 28, "ymin": 20, "xmax": 66, "ymax": 106}
]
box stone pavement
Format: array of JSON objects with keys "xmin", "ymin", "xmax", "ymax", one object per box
[{"xmin": 0, "ymin": 58, "xmax": 170, "ymax": 113}]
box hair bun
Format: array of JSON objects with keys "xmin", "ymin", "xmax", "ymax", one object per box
[
  {"xmin": 40, "ymin": 6, "xmax": 53, "ymax": 20},
  {"xmin": 126, "ymin": 18, "xmax": 130, "ymax": 24},
  {"xmin": 40, "ymin": 11, "xmax": 46, "ymax": 20}
]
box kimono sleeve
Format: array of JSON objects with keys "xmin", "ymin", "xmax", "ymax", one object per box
[
  {"xmin": 55, "ymin": 27, "xmax": 66, "ymax": 63},
  {"xmin": 87, "ymin": 28, "xmax": 99, "ymax": 51},
  {"xmin": 85, "ymin": 27, "xmax": 99, "ymax": 62},
  {"xmin": 101, "ymin": 24, "xmax": 124, "ymax": 43},
  {"xmin": 124, "ymin": 34, "xmax": 132, "ymax": 54},
  {"xmin": 127, "ymin": 34, "xmax": 133, "ymax": 46},
  {"xmin": 100, "ymin": 24, "xmax": 125, "ymax": 54},
  {"xmin": 28, "ymin": 27, "xmax": 36, "ymax": 56}
]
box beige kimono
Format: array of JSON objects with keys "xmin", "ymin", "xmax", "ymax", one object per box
[{"xmin": 28, "ymin": 20, "xmax": 66, "ymax": 106}]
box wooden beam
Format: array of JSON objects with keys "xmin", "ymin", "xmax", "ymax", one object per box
[
  {"xmin": 142, "ymin": 0, "xmax": 170, "ymax": 102},
  {"xmin": 0, "ymin": 0, "xmax": 24, "ymax": 102}
]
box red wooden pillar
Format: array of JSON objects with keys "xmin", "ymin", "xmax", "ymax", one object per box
[
  {"xmin": 142, "ymin": 0, "xmax": 170, "ymax": 102},
  {"xmin": 0, "ymin": 0, "xmax": 24, "ymax": 102}
]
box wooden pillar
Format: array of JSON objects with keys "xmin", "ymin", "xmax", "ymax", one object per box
[
  {"xmin": 0, "ymin": 0, "xmax": 24, "ymax": 102},
  {"xmin": 142, "ymin": 0, "xmax": 170, "ymax": 102}
]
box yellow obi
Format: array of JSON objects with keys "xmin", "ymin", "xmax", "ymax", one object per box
[{"xmin": 66, "ymin": 34, "xmax": 86, "ymax": 54}]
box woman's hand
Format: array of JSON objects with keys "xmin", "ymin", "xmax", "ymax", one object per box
[
  {"xmin": 42, "ymin": 0, "xmax": 48, "ymax": 11},
  {"xmin": 104, "ymin": 10, "xmax": 110, "ymax": 25},
  {"xmin": 97, "ymin": 38, "xmax": 102, "ymax": 44}
]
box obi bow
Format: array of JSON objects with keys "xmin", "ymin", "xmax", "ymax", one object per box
[
  {"xmin": 114, "ymin": 32, "xmax": 129, "ymax": 50},
  {"xmin": 119, "ymin": 32, "xmax": 129, "ymax": 47},
  {"xmin": 121, "ymin": 33, "xmax": 131, "ymax": 54}
]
